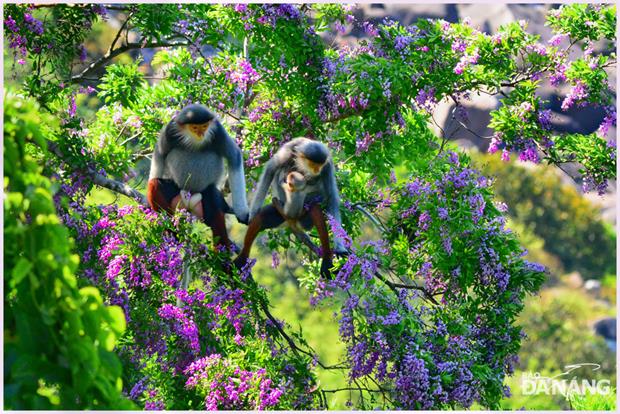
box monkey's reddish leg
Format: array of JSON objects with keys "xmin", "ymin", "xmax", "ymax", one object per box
[
  {"xmin": 147, "ymin": 178, "xmax": 175, "ymax": 214},
  {"xmin": 209, "ymin": 210, "xmax": 233, "ymax": 250},
  {"xmin": 308, "ymin": 204, "xmax": 333, "ymax": 279},
  {"xmin": 233, "ymin": 205, "xmax": 285, "ymax": 269},
  {"xmin": 233, "ymin": 213, "xmax": 263, "ymax": 268}
]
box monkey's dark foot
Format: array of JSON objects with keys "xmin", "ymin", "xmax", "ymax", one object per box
[
  {"xmin": 320, "ymin": 259, "xmax": 334, "ymax": 280},
  {"xmin": 233, "ymin": 255, "xmax": 246, "ymax": 271},
  {"xmin": 233, "ymin": 255, "xmax": 255, "ymax": 279}
]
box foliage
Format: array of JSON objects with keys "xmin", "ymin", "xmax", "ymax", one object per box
[
  {"xmin": 3, "ymin": 2, "xmax": 615, "ymax": 410},
  {"xmin": 516, "ymin": 287, "xmax": 614, "ymax": 377},
  {"xmin": 3, "ymin": 93, "xmax": 134, "ymax": 409},
  {"xmin": 569, "ymin": 387, "xmax": 617, "ymax": 411},
  {"xmin": 487, "ymin": 4, "xmax": 616, "ymax": 194},
  {"xmin": 471, "ymin": 152, "xmax": 616, "ymax": 280},
  {"xmin": 304, "ymin": 152, "xmax": 545, "ymax": 409},
  {"xmin": 501, "ymin": 287, "xmax": 615, "ymax": 410}
]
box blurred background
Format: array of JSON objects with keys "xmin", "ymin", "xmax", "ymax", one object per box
[{"xmin": 5, "ymin": 3, "xmax": 616, "ymax": 410}]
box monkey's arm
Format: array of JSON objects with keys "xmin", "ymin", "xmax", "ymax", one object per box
[
  {"xmin": 321, "ymin": 160, "xmax": 348, "ymax": 255},
  {"xmin": 249, "ymin": 159, "xmax": 278, "ymax": 220},
  {"xmin": 220, "ymin": 123, "xmax": 250, "ymax": 224}
]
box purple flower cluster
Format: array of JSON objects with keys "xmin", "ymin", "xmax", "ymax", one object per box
[
  {"xmin": 204, "ymin": 287, "xmax": 250, "ymax": 343},
  {"xmin": 355, "ymin": 131, "xmax": 382, "ymax": 155},
  {"xmin": 597, "ymin": 106, "xmax": 616, "ymax": 137},
  {"xmin": 238, "ymin": 4, "xmax": 301, "ymax": 28},
  {"xmin": 415, "ymin": 86, "xmax": 437, "ymax": 113},
  {"xmin": 394, "ymin": 34, "xmax": 413, "ymax": 52},
  {"xmin": 582, "ymin": 174, "xmax": 609, "ymax": 195},
  {"xmin": 454, "ymin": 48, "xmax": 479, "ymax": 75},
  {"xmin": 363, "ymin": 21, "xmax": 379, "ymax": 37},
  {"xmin": 184, "ymin": 355, "xmax": 284, "ymax": 410},
  {"xmin": 158, "ymin": 304, "xmax": 200, "ymax": 352},
  {"xmin": 451, "ymin": 39, "xmax": 467, "ymax": 53},
  {"xmin": 91, "ymin": 4, "xmax": 108, "ymax": 18},
  {"xmin": 537, "ymin": 109, "xmax": 552, "ymax": 130},
  {"xmin": 5, "ymin": 11, "xmax": 46, "ymax": 66},
  {"xmin": 226, "ymin": 59, "xmax": 260, "ymax": 92},
  {"xmin": 525, "ymin": 43, "xmax": 547, "ymax": 56},
  {"xmin": 561, "ymin": 81, "xmax": 589, "ymax": 111},
  {"xmin": 549, "ymin": 63, "xmax": 567, "ymax": 86},
  {"xmin": 23, "ymin": 13, "xmax": 44, "ymax": 35},
  {"xmin": 548, "ymin": 33, "xmax": 568, "ymax": 47},
  {"xmin": 394, "ymin": 353, "xmax": 433, "ymax": 409}
]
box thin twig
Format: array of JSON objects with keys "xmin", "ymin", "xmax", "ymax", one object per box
[
  {"xmin": 322, "ymin": 387, "xmax": 385, "ymax": 393},
  {"xmin": 353, "ymin": 205, "xmax": 386, "ymax": 232},
  {"xmin": 109, "ymin": 11, "xmax": 134, "ymax": 53}
]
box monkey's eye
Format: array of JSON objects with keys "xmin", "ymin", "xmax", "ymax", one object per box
[
  {"xmin": 307, "ymin": 160, "xmax": 323, "ymax": 174},
  {"xmin": 188, "ymin": 122, "xmax": 211, "ymax": 138}
]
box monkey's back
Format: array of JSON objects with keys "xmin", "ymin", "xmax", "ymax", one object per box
[{"xmin": 164, "ymin": 148, "xmax": 224, "ymax": 191}]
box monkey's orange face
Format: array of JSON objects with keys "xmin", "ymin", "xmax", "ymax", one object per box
[
  {"xmin": 299, "ymin": 155, "xmax": 325, "ymax": 176},
  {"xmin": 185, "ymin": 121, "xmax": 212, "ymax": 142}
]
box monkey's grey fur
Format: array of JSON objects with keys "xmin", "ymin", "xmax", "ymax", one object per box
[
  {"xmin": 149, "ymin": 106, "xmax": 249, "ymax": 222},
  {"xmin": 250, "ymin": 137, "xmax": 347, "ymax": 253}
]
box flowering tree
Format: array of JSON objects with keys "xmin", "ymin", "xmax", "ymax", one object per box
[{"xmin": 4, "ymin": 3, "xmax": 615, "ymax": 410}]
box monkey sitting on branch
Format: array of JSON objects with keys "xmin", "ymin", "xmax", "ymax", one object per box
[
  {"xmin": 234, "ymin": 137, "xmax": 348, "ymax": 278},
  {"xmin": 147, "ymin": 104, "xmax": 250, "ymax": 250}
]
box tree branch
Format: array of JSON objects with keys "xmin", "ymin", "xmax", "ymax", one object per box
[
  {"xmin": 46, "ymin": 140, "xmax": 148, "ymax": 205},
  {"xmin": 353, "ymin": 204, "xmax": 387, "ymax": 233},
  {"xmin": 109, "ymin": 11, "xmax": 134, "ymax": 54},
  {"xmin": 322, "ymin": 387, "xmax": 386, "ymax": 393},
  {"xmin": 70, "ymin": 40, "xmax": 188, "ymax": 83}
]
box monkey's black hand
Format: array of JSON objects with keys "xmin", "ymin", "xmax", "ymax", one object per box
[{"xmin": 236, "ymin": 211, "xmax": 249, "ymax": 225}]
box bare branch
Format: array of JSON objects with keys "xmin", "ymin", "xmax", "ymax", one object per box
[
  {"xmin": 322, "ymin": 387, "xmax": 386, "ymax": 394},
  {"xmin": 70, "ymin": 40, "xmax": 188, "ymax": 83},
  {"xmin": 46, "ymin": 140, "xmax": 148, "ymax": 205},
  {"xmin": 92, "ymin": 173, "xmax": 147, "ymax": 205}
]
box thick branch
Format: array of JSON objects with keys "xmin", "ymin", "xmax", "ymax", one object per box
[
  {"xmin": 70, "ymin": 40, "xmax": 188, "ymax": 83},
  {"xmin": 46, "ymin": 140, "xmax": 148, "ymax": 205},
  {"xmin": 91, "ymin": 173, "xmax": 147, "ymax": 205}
]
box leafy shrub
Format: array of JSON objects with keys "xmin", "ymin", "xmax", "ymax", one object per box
[
  {"xmin": 471, "ymin": 152, "xmax": 616, "ymax": 280},
  {"xmin": 3, "ymin": 93, "xmax": 134, "ymax": 409},
  {"xmin": 569, "ymin": 388, "xmax": 616, "ymax": 410}
]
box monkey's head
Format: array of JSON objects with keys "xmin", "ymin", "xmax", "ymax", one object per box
[
  {"xmin": 174, "ymin": 104, "xmax": 217, "ymax": 148},
  {"xmin": 295, "ymin": 140, "xmax": 329, "ymax": 177},
  {"xmin": 285, "ymin": 171, "xmax": 307, "ymax": 192}
]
